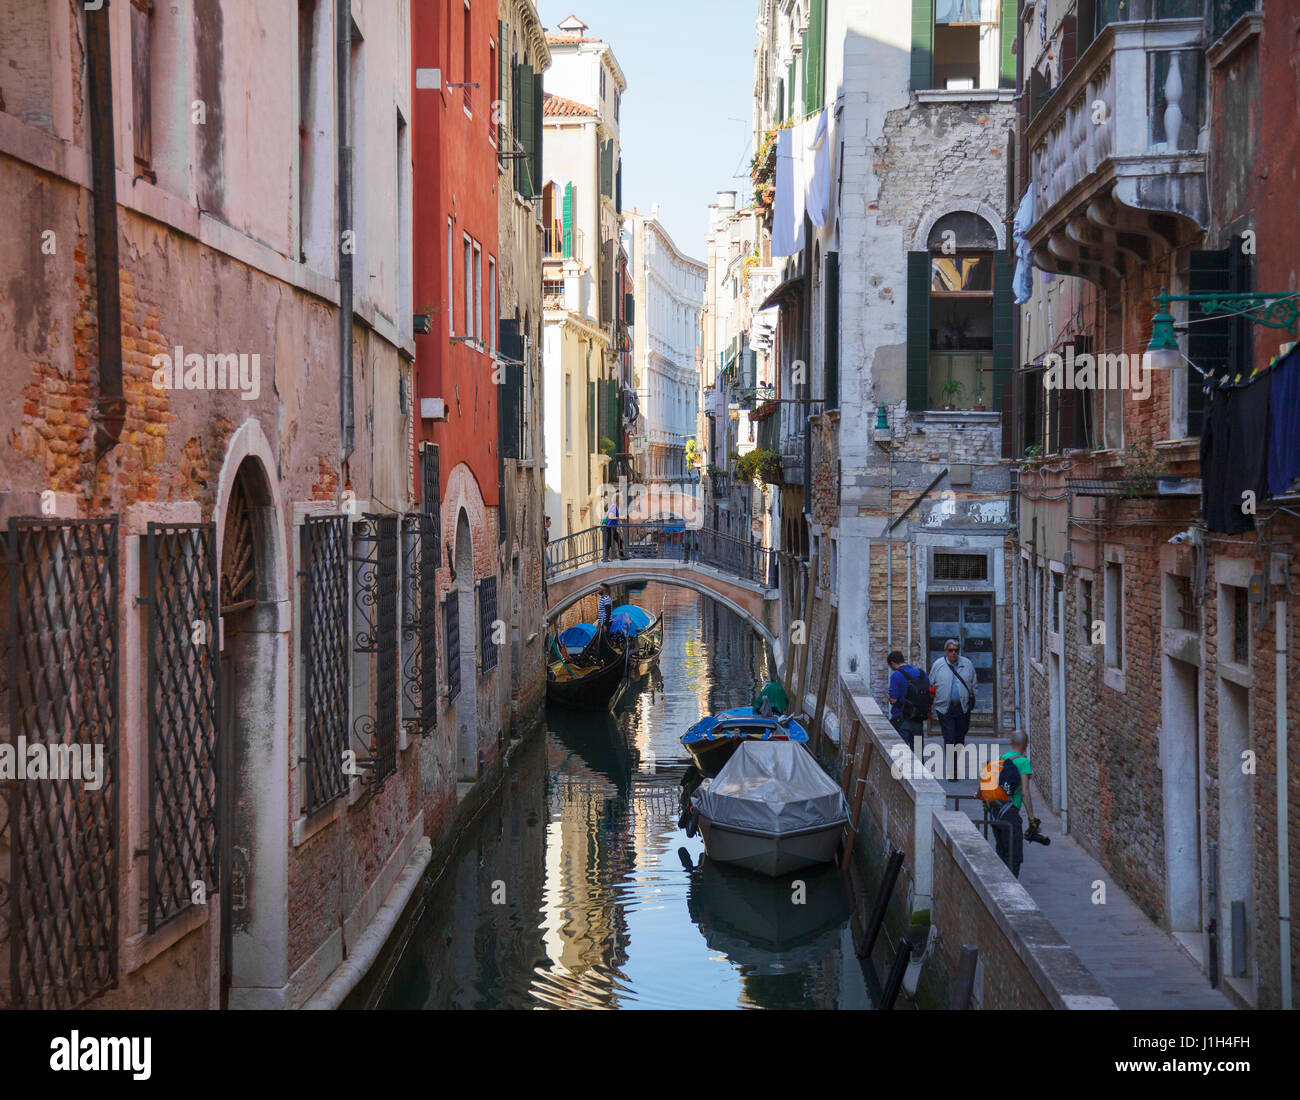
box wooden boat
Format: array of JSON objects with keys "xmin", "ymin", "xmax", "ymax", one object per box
[
  {"xmin": 546, "ymin": 626, "xmax": 629, "ymax": 710},
  {"xmin": 680, "ymin": 707, "xmax": 809, "ymax": 778},
  {"xmin": 689, "ymin": 741, "xmax": 849, "ymax": 878},
  {"xmin": 608, "ymin": 604, "xmax": 663, "ymax": 675}
]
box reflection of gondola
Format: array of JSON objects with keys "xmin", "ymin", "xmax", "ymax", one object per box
[
  {"xmin": 546, "ymin": 626, "xmax": 629, "ymax": 710},
  {"xmin": 685, "ymin": 857, "xmax": 850, "ymax": 976},
  {"xmin": 680, "ymin": 707, "xmax": 809, "ymax": 777}
]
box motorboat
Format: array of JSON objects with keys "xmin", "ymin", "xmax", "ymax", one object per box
[
  {"xmin": 679, "ymin": 707, "xmax": 808, "ymax": 778},
  {"xmin": 688, "ymin": 741, "xmax": 849, "ymax": 878},
  {"xmin": 546, "ymin": 624, "xmax": 629, "ymax": 710}
]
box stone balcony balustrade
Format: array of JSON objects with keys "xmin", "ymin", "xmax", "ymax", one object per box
[{"xmin": 1026, "ymin": 17, "xmax": 1209, "ymax": 285}]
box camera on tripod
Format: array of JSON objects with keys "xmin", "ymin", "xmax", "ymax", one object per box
[{"xmin": 1025, "ymin": 818, "xmax": 1050, "ymax": 846}]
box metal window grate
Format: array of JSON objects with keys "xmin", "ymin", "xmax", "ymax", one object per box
[
  {"xmin": 444, "ymin": 593, "xmax": 461, "ymax": 704},
  {"xmin": 478, "ymin": 576, "xmax": 499, "ymax": 674},
  {"xmin": 401, "ymin": 514, "xmax": 438, "ymax": 737},
  {"xmin": 420, "ymin": 443, "xmax": 440, "ymax": 529},
  {"xmin": 145, "ymin": 523, "xmax": 220, "ymax": 931},
  {"xmin": 1051, "ymin": 571, "xmax": 1063, "ymax": 634},
  {"xmin": 3, "ymin": 518, "xmax": 119, "ymax": 1009},
  {"xmin": 1231, "ymin": 585, "xmax": 1249, "ymax": 664},
  {"xmin": 352, "ymin": 516, "xmax": 398, "ymax": 788},
  {"xmin": 934, "ymin": 552, "xmax": 988, "ymax": 581},
  {"xmin": 1175, "ymin": 574, "xmax": 1198, "ymax": 633},
  {"xmin": 301, "ymin": 516, "xmax": 349, "ymax": 815}
]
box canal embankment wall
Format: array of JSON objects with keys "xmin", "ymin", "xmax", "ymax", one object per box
[{"xmin": 833, "ymin": 678, "xmax": 1117, "ymax": 1010}]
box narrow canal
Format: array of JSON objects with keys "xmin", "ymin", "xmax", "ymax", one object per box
[{"xmin": 371, "ymin": 584, "xmax": 879, "ymax": 1010}]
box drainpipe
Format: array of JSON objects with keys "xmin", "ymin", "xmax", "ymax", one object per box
[
  {"xmin": 907, "ymin": 540, "xmax": 913, "ymax": 660},
  {"xmin": 86, "ymin": 6, "xmax": 124, "ymax": 460},
  {"xmin": 886, "ymin": 540, "xmax": 892, "ymax": 651},
  {"xmin": 1011, "ymin": 531, "xmax": 1022, "ymax": 733},
  {"xmin": 1277, "ymin": 593, "xmax": 1292, "ymax": 1009},
  {"xmin": 1057, "ymin": 574, "xmax": 1068, "ymax": 834},
  {"xmin": 336, "ymin": 0, "xmax": 354, "ymax": 467}
]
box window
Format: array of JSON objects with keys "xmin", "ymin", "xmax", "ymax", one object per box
[
  {"xmin": 564, "ymin": 373, "xmax": 573, "ymax": 452},
  {"xmin": 934, "ymin": 552, "xmax": 988, "ymax": 581},
  {"xmin": 488, "ymin": 257, "xmax": 496, "ymax": 355},
  {"xmin": 396, "ymin": 110, "xmax": 410, "ymax": 340},
  {"xmin": 131, "ymin": 0, "xmax": 155, "ymax": 177},
  {"xmin": 1223, "ymin": 584, "xmax": 1250, "ymax": 664},
  {"xmin": 489, "ymin": 37, "xmax": 497, "ymax": 140},
  {"xmin": 447, "ymin": 219, "xmax": 456, "ymax": 338},
  {"xmin": 1104, "ymin": 560, "xmax": 1124, "ymax": 668},
  {"xmin": 1165, "ymin": 572, "xmax": 1198, "ymax": 632},
  {"xmin": 543, "ymin": 278, "xmax": 565, "ymax": 301},
  {"xmin": 464, "ymin": 236, "xmax": 474, "ymax": 336},
  {"xmin": 1030, "ymin": 561, "xmax": 1043, "ymax": 662},
  {"xmin": 1051, "ymin": 570, "xmax": 1063, "ymax": 634},
  {"xmin": 1078, "ymin": 576, "xmax": 1095, "ymax": 646},
  {"xmin": 908, "ymin": 212, "xmax": 1007, "ymax": 412},
  {"xmin": 913, "ymin": 1, "xmax": 1012, "ymax": 92},
  {"xmin": 473, "ymin": 242, "xmax": 483, "ymax": 345},
  {"xmin": 462, "ymin": 0, "xmax": 472, "ymax": 113}
]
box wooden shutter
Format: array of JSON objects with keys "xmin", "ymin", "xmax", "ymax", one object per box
[
  {"xmin": 1059, "ymin": 13, "xmax": 1078, "ymax": 83},
  {"xmin": 824, "ymin": 251, "xmax": 839, "ymax": 410},
  {"xmin": 497, "ymin": 20, "xmax": 506, "ymax": 151},
  {"xmin": 1000, "ymin": 375, "xmax": 1017, "ymax": 459},
  {"xmin": 588, "ymin": 379, "xmax": 596, "ymax": 453},
  {"xmin": 906, "ymin": 251, "xmax": 931, "ymax": 411},
  {"xmin": 1187, "ymin": 249, "xmax": 1232, "ymax": 437},
  {"xmin": 562, "ymin": 182, "xmax": 574, "ymax": 257},
  {"xmin": 1000, "ymin": 0, "xmax": 1017, "ymax": 89},
  {"xmin": 993, "ymin": 249, "xmax": 1013, "ymax": 377},
  {"xmin": 911, "ymin": 0, "xmax": 934, "ymax": 93},
  {"xmin": 532, "ymin": 69, "xmax": 544, "ymax": 197},
  {"xmin": 787, "ymin": 61, "xmax": 796, "ymax": 117},
  {"xmin": 1058, "ymin": 387, "xmax": 1077, "ymax": 452},
  {"xmin": 517, "ymin": 63, "xmax": 534, "ymax": 194},
  {"xmin": 805, "ymin": 0, "xmax": 826, "ymax": 112}
]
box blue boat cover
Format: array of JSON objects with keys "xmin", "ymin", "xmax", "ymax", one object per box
[
  {"xmin": 681, "ymin": 707, "xmax": 808, "ymax": 746},
  {"xmin": 612, "ymin": 604, "xmax": 654, "ymax": 631},
  {"xmin": 609, "ymin": 612, "xmax": 639, "ymax": 639},
  {"xmin": 559, "ymin": 623, "xmax": 597, "ymax": 648}
]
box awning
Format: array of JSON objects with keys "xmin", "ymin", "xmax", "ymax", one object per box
[{"xmin": 757, "ymin": 274, "xmax": 806, "ymax": 312}]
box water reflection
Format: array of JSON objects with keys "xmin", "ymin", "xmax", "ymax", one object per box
[{"xmin": 374, "ymin": 584, "xmax": 870, "ymax": 1010}]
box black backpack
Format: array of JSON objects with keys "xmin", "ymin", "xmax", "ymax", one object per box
[{"xmin": 899, "ymin": 667, "xmax": 932, "ymax": 721}]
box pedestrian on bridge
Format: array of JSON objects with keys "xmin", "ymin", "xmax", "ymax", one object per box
[{"xmin": 928, "ymin": 638, "xmax": 977, "ymax": 766}]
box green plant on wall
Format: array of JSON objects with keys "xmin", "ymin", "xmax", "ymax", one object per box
[
  {"xmin": 599, "ymin": 437, "xmax": 615, "ymax": 456},
  {"xmin": 1023, "ymin": 443, "xmax": 1044, "ymax": 460},
  {"xmin": 733, "ymin": 448, "xmax": 781, "ymax": 485},
  {"xmin": 1121, "ymin": 442, "xmax": 1166, "ymax": 499}
]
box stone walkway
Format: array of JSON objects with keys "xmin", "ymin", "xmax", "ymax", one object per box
[{"xmin": 928, "ymin": 735, "xmax": 1235, "ymax": 1010}]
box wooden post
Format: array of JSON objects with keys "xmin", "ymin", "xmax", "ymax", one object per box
[
  {"xmin": 810, "ymin": 607, "xmax": 838, "ymax": 755},
  {"xmin": 795, "ymin": 550, "xmax": 819, "ymax": 712},
  {"xmin": 840, "ymin": 718, "xmax": 862, "ymax": 793},
  {"xmin": 840, "ymin": 735, "xmax": 874, "ymax": 871}
]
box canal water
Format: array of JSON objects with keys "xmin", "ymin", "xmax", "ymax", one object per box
[{"xmin": 372, "ymin": 584, "xmax": 878, "ymax": 1010}]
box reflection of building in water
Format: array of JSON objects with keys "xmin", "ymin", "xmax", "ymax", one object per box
[
  {"xmin": 700, "ymin": 596, "xmax": 773, "ymax": 715},
  {"xmin": 535, "ymin": 740, "xmax": 635, "ymax": 1007}
]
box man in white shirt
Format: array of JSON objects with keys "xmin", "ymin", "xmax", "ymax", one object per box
[{"xmin": 928, "ymin": 637, "xmax": 977, "ymax": 754}]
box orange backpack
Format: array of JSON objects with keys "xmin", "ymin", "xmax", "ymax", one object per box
[{"xmin": 979, "ymin": 752, "xmax": 1023, "ymax": 803}]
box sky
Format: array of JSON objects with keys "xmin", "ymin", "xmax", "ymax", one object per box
[{"xmin": 537, "ymin": 0, "xmax": 757, "ymax": 261}]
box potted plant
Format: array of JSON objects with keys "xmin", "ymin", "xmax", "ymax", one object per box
[
  {"xmin": 599, "ymin": 437, "xmax": 616, "ymax": 457},
  {"xmin": 1023, "ymin": 443, "xmax": 1045, "ymax": 464},
  {"xmin": 939, "ymin": 378, "xmax": 965, "ymax": 410},
  {"xmin": 971, "ymin": 384, "xmax": 987, "ymax": 412}
]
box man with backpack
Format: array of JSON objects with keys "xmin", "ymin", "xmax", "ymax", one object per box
[
  {"xmin": 886, "ymin": 651, "xmax": 931, "ymax": 748},
  {"xmin": 979, "ymin": 729, "xmax": 1035, "ymax": 878}
]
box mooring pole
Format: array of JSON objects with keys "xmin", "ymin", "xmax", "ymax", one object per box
[
  {"xmin": 879, "ymin": 939, "xmax": 914, "ymax": 1010},
  {"xmin": 858, "ymin": 847, "xmax": 904, "ymax": 959}
]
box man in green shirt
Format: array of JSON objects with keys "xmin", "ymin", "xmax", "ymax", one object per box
[
  {"xmin": 753, "ymin": 680, "xmax": 789, "ymax": 716},
  {"xmin": 993, "ymin": 729, "xmax": 1034, "ymax": 877}
]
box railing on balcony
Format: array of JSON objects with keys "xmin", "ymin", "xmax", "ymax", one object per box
[
  {"xmin": 545, "ymin": 523, "xmax": 774, "ymax": 588},
  {"xmin": 543, "ymin": 225, "xmax": 583, "ymax": 263}
]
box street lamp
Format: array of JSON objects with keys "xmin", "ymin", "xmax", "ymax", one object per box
[{"xmin": 1144, "ymin": 286, "xmax": 1300, "ymax": 371}]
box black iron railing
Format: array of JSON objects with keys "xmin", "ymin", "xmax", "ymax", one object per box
[
  {"xmin": 444, "ymin": 593, "xmax": 461, "ymax": 705},
  {"xmin": 301, "ymin": 516, "xmax": 350, "ymax": 814},
  {"xmin": 145, "ymin": 522, "xmax": 220, "ymax": 932},
  {"xmin": 545, "ymin": 523, "xmax": 774, "ymax": 588},
  {"xmin": 3, "ymin": 518, "xmax": 119, "ymax": 1009},
  {"xmin": 401, "ymin": 514, "xmax": 437, "ymax": 737},
  {"xmin": 478, "ymin": 576, "xmax": 499, "ymax": 674},
  {"xmin": 352, "ymin": 515, "xmax": 398, "ymax": 788}
]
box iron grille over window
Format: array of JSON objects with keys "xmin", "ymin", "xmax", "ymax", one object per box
[
  {"xmin": 2, "ymin": 518, "xmax": 119, "ymax": 1009},
  {"xmin": 401, "ymin": 514, "xmax": 437, "ymax": 737},
  {"xmin": 444, "ymin": 593, "xmax": 461, "ymax": 703},
  {"xmin": 352, "ymin": 516, "xmax": 398, "ymax": 788},
  {"xmin": 478, "ymin": 576, "xmax": 499, "ymax": 674},
  {"xmin": 1175, "ymin": 574, "xmax": 1198, "ymax": 633},
  {"xmin": 1231, "ymin": 586, "xmax": 1250, "ymax": 664},
  {"xmin": 934, "ymin": 552, "xmax": 988, "ymax": 581},
  {"xmin": 420, "ymin": 442, "xmax": 440, "ymax": 528},
  {"xmin": 301, "ymin": 516, "xmax": 349, "ymax": 814},
  {"xmin": 145, "ymin": 523, "xmax": 220, "ymax": 931}
]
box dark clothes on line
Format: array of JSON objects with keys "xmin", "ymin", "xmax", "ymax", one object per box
[
  {"xmin": 1269, "ymin": 347, "xmax": 1300, "ymax": 496},
  {"xmin": 1201, "ymin": 374, "xmax": 1270, "ymax": 535}
]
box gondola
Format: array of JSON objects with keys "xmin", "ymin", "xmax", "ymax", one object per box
[
  {"xmin": 546, "ymin": 624, "xmax": 630, "ymax": 710},
  {"xmin": 679, "ymin": 707, "xmax": 809, "ymax": 777},
  {"xmin": 608, "ymin": 603, "xmax": 663, "ymax": 675}
]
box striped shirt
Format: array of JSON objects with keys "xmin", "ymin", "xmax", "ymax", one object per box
[{"xmin": 597, "ymin": 594, "xmax": 612, "ymax": 628}]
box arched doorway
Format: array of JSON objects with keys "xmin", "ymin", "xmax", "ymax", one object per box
[
  {"xmin": 215, "ymin": 437, "xmax": 289, "ymax": 1008},
  {"xmin": 454, "ymin": 508, "xmax": 477, "ymax": 780}
]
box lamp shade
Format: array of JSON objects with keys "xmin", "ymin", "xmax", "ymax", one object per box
[{"xmin": 1145, "ymin": 301, "xmax": 1180, "ymax": 371}]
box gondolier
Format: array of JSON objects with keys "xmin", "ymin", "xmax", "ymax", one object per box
[{"xmin": 596, "ymin": 584, "xmax": 613, "ymax": 636}]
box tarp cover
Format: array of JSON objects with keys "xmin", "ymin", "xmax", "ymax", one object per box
[
  {"xmin": 695, "ymin": 741, "xmax": 847, "ymax": 836},
  {"xmin": 612, "ymin": 604, "xmax": 654, "ymax": 632},
  {"xmin": 609, "ymin": 613, "xmax": 639, "ymax": 639},
  {"xmin": 559, "ymin": 623, "xmax": 597, "ymax": 648}
]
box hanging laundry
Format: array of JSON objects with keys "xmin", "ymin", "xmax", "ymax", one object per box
[
  {"xmin": 771, "ymin": 125, "xmax": 804, "ymax": 257},
  {"xmin": 1268, "ymin": 345, "xmax": 1300, "ymax": 495},
  {"xmin": 804, "ymin": 109, "xmax": 831, "ymax": 228},
  {"xmin": 1201, "ymin": 373, "xmax": 1271, "ymax": 535},
  {"xmin": 1012, "ymin": 187, "xmax": 1034, "ymax": 304}
]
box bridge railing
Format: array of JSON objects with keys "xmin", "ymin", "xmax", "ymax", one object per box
[{"xmin": 545, "ymin": 524, "xmax": 774, "ymax": 587}]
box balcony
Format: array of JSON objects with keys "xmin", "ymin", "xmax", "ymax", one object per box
[
  {"xmin": 543, "ymin": 225, "xmax": 584, "ymax": 264},
  {"xmin": 1026, "ymin": 16, "xmax": 1208, "ymax": 286}
]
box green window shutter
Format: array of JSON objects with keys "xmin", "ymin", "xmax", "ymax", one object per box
[
  {"xmin": 906, "ymin": 251, "xmax": 931, "ymax": 411},
  {"xmin": 588, "ymin": 379, "xmax": 596, "ymax": 453},
  {"xmin": 517, "ymin": 63, "xmax": 534, "ymax": 194},
  {"xmin": 911, "ymin": 0, "xmax": 934, "ymax": 92},
  {"xmin": 824, "ymin": 251, "xmax": 839, "ymax": 411},
  {"xmin": 1187, "ymin": 249, "xmax": 1233, "ymax": 438},
  {"xmin": 1000, "ymin": 0, "xmax": 1017, "ymax": 90},
  {"xmin": 800, "ymin": 31, "xmax": 809, "ymax": 111},
  {"xmin": 993, "ymin": 249, "xmax": 1013, "ymax": 390},
  {"xmin": 562, "ymin": 182, "xmax": 574, "ymax": 257},
  {"xmin": 532, "ymin": 69, "xmax": 544, "ymax": 197},
  {"xmin": 806, "ymin": 0, "xmax": 826, "ymax": 112},
  {"xmin": 787, "ymin": 61, "xmax": 795, "ymax": 118}
]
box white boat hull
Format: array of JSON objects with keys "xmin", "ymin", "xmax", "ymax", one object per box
[{"xmin": 696, "ymin": 816, "xmax": 845, "ymax": 878}]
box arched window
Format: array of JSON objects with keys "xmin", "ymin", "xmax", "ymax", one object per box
[{"xmin": 909, "ymin": 212, "xmax": 1001, "ymax": 411}]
